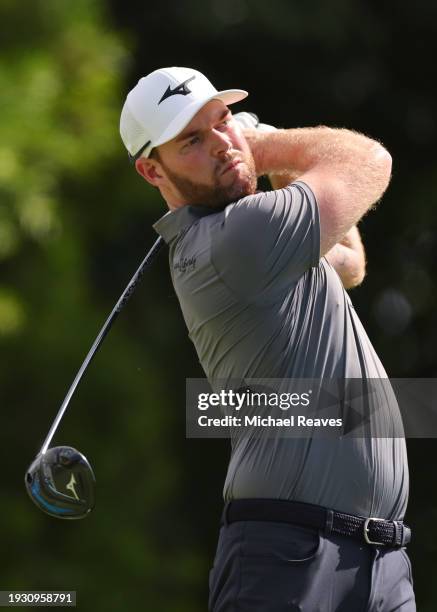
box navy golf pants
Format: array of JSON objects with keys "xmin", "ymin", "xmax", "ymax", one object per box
[{"xmin": 208, "ymin": 520, "xmax": 415, "ymax": 611}]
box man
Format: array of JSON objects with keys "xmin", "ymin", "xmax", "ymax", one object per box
[{"xmin": 120, "ymin": 67, "xmax": 414, "ymax": 611}]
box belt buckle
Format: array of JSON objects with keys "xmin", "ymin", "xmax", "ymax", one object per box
[{"xmin": 363, "ymin": 517, "xmax": 387, "ymax": 545}]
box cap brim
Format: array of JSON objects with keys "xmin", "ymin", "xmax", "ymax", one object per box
[{"xmin": 153, "ymin": 88, "xmax": 248, "ymax": 150}]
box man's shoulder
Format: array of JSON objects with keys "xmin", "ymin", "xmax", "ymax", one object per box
[
  {"xmin": 218, "ymin": 183, "xmax": 316, "ymax": 234},
  {"xmin": 224, "ymin": 182, "xmax": 316, "ymax": 214}
]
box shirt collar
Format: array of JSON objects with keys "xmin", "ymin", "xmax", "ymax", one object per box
[{"xmin": 153, "ymin": 205, "xmax": 218, "ymax": 244}]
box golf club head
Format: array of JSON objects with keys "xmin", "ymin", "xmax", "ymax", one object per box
[{"xmin": 25, "ymin": 446, "xmax": 95, "ymax": 520}]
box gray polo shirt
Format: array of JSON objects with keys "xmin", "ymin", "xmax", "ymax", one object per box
[{"xmin": 154, "ymin": 182, "xmax": 409, "ymax": 520}]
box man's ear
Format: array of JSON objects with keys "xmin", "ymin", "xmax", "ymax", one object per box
[{"xmin": 135, "ymin": 157, "xmax": 164, "ymax": 186}]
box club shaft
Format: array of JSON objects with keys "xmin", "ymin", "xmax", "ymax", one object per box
[{"xmin": 40, "ymin": 236, "xmax": 165, "ymax": 455}]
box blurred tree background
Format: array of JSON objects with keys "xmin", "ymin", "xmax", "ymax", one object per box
[{"xmin": 0, "ymin": 0, "xmax": 436, "ymax": 609}]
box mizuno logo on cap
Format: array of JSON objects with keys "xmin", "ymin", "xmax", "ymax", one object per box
[{"xmin": 158, "ymin": 75, "xmax": 196, "ymax": 105}]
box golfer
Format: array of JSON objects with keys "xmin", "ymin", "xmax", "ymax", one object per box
[{"xmin": 120, "ymin": 67, "xmax": 414, "ymax": 611}]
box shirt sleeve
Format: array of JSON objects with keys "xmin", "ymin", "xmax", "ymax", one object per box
[{"xmin": 210, "ymin": 181, "xmax": 320, "ymax": 301}]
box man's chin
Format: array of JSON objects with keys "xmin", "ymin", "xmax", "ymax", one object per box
[{"xmin": 224, "ymin": 167, "xmax": 257, "ymax": 200}]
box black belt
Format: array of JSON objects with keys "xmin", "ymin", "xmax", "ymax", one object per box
[{"xmin": 222, "ymin": 499, "xmax": 411, "ymax": 548}]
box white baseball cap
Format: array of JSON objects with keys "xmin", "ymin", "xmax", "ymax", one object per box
[{"xmin": 120, "ymin": 67, "xmax": 248, "ymax": 162}]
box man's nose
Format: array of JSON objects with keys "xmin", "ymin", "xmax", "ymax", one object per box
[{"xmin": 210, "ymin": 129, "xmax": 232, "ymax": 157}]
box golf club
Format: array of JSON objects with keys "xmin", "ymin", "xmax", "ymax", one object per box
[{"xmin": 25, "ymin": 235, "xmax": 165, "ymax": 519}]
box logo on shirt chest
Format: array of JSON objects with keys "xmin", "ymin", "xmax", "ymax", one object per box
[{"xmin": 174, "ymin": 256, "xmax": 197, "ymax": 274}]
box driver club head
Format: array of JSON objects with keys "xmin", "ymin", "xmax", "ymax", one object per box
[{"xmin": 25, "ymin": 446, "xmax": 95, "ymax": 520}]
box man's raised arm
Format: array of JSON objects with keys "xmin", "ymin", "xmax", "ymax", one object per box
[{"xmin": 244, "ymin": 126, "xmax": 392, "ymax": 257}]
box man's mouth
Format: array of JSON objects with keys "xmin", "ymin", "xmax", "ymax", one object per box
[{"xmin": 221, "ymin": 159, "xmax": 242, "ymax": 175}]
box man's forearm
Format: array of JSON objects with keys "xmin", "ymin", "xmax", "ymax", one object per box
[
  {"xmin": 245, "ymin": 127, "xmax": 391, "ymax": 214},
  {"xmin": 245, "ymin": 126, "xmax": 389, "ymax": 179}
]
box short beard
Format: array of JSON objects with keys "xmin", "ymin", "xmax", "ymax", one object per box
[{"xmin": 158, "ymin": 154, "xmax": 258, "ymax": 210}]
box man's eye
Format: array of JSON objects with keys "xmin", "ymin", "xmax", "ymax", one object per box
[
  {"xmin": 183, "ymin": 135, "xmax": 200, "ymax": 149},
  {"xmin": 181, "ymin": 135, "xmax": 200, "ymax": 152}
]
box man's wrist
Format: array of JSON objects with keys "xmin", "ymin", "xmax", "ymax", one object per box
[
  {"xmin": 242, "ymin": 129, "xmax": 269, "ymax": 176},
  {"xmin": 245, "ymin": 129, "xmax": 297, "ymax": 178},
  {"xmin": 233, "ymin": 112, "xmax": 279, "ymax": 176}
]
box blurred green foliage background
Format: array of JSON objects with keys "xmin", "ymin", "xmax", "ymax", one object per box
[{"xmin": 1, "ymin": 0, "xmax": 436, "ymax": 609}]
